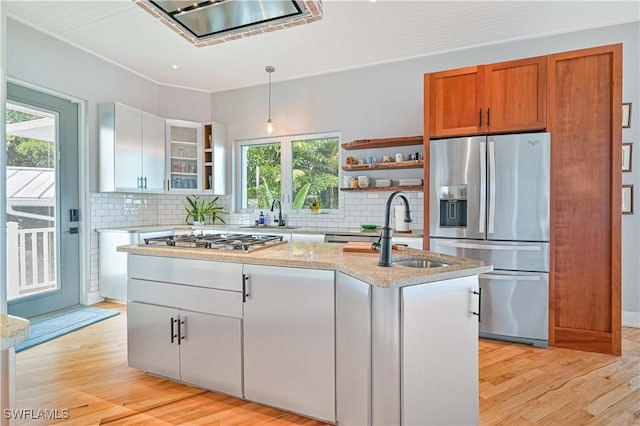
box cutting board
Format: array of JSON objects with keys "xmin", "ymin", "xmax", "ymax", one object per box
[{"xmin": 342, "ymin": 242, "xmax": 407, "ymax": 253}]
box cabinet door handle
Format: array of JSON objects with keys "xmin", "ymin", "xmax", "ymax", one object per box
[
  {"xmin": 479, "ymin": 108, "xmax": 483, "ymax": 127},
  {"xmin": 472, "ymin": 288, "xmax": 482, "ymax": 322},
  {"xmin": 242, "ymin": 274, "xmax": 250, "ymax": 302},
  {"xmin": 487, "ymin": 108, "xmax": 491, "ymax": 127},
  {"xmin": 177, "ymin": 317, "xmax": 186, "ymax": 345},
  {"xmin": 170, "ymin": 317, "xmax": 178, "ymax": 343},
  {"xmin": 142, "ymin": 177, "xmax": 148, "ymax": 189},
  {"xmin": 137, "ymin": 177, "xmax": 142, "ymax": 189}
]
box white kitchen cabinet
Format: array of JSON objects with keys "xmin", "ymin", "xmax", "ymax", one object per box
[
  {"xmin": 243, "ymin": 264, "xmax": 335, "ymax": 423},
  {"xmin": 179, "ymin": 310, "xmax": 242, "ymax": 395},
  {"xmin": 402, "ymin": 275, "xmax": 479, "ymax": 425},
  {"xmin": 127, "ymin": 301, "xmax": 180, "ymax": 381},
  {"xmin": 127, "ymin": 256, "xmax": 243, "ymax": 397},
  {"xmin": 166, "ymin": 119, "xmax": 203, "ymax": 193},
  {"xmin": 98, "ymin": 102, "xmax": 165, "ymax": 193}
]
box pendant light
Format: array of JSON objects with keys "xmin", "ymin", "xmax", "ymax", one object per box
[{"xmin": 265, "ymin": 65, "xmax": 275, "ymax": 134}]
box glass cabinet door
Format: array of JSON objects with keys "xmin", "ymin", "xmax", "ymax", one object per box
[{"xmin": 166, "ymin": 119, "xmax": 202, "ymax": 192}]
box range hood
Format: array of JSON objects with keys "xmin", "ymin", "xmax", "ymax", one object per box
[{"xmin": 139, "ymin": 0, "xmax": 323, "ymax": 46}]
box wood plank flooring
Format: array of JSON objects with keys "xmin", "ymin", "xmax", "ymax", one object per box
[{"xmin": 14, "ymin": 301, "xmax": 640, "ymax": 425}]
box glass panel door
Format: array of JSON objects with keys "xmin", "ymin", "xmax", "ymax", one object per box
[
  {"xmin": 6, "ymin": 83, "xmax": 79, "ymax": 318},
  {"xmin": 6, "ymin": 103, "xmax": 56, "ymax": 300}
]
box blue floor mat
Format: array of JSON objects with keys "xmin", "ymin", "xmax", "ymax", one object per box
[{"xmin": 15, "ymin": 306, "xmax": 120, "ymax": 353}]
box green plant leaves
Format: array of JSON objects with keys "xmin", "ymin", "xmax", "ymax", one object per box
[
  {"xmin": 184, "ymin": 194, "xmax": 226, "ymax": 224},
  {"xmin": 292, "ymin": 183, "xmax": 310, "ymax": 209}
]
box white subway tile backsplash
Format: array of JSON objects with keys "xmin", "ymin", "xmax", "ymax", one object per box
[{"xmin": 89, "ymin": 190, "xmax": 424, "ymax": 292}]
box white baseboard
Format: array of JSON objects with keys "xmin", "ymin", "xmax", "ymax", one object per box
[
  {"xmin": 622, "ymin": 311, "xmax": 640, "ymax": 328},
  {"xmin": 84, "ymin": 290, "xmax": 105, "ymax": 306}
]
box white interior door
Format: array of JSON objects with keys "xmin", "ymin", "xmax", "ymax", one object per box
[{"xmin": 6, "ymin": 83, "xmax": 79, "ymax": 318}]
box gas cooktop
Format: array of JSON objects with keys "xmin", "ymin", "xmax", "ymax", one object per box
[{"xmin": 143, "ymin": 233, "xmax": 286, "ymax": 253}]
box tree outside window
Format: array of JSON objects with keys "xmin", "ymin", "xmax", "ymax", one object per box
[{"xmin": 239, "ymin": 132, "xmax": 340, "ymax": 212}]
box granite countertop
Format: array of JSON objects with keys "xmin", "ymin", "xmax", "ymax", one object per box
[
  {"xmin": 119, "ymin": 242, "xmax": 490, "ymax": 288},
  {"xmin": 97, "ymin": 224, "xmax": 424, "ymax": 238},
  {"xmin": 0, "ymin": 314, "xmax": 30, "ymax": 351}
]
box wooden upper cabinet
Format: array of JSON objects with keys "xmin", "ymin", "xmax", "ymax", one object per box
[
  {"xmin": 484, "ymin": 56, "xmax": 547, "ymax": 133},
  {"xmin": 428, "ymin": 57, "xmax": 547, "ymax": 138},
  {"xmin": 429, "ymin": 66, "xmax": 484, "ymax": 137}
]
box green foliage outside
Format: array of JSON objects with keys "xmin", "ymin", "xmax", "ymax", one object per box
[
  {"xmin": 6, "ymin": 107, "xmax": 56, "ymax": 229},
  {"xmin": 244, "ymin": 137, "xmax": 339, "ymax": 210},
  {"xmin": 6, "ymin": 108, "xmax": 54, "ymax": 168}
]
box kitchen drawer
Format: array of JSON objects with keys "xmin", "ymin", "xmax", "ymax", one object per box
[
  {"xmin": 128, "ymin": 278, "xmax": 243, "ymax": 318},
  {"xmin": 128, "ymin": 254, "xmax": 243, "ymax": 291}
]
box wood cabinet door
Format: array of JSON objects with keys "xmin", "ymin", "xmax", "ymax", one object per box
[
  {"xmin": 429, "ymin": 66, "xmax": 485, "ymax": 138},
  {"xmin": 484, "ymin": 56, "xmax": 547, "ymax": 133},
  {"xmin": 547, "ymin": 44, "xmax": 622, "ymax": 355}
]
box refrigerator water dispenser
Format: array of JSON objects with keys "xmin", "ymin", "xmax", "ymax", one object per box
[{"xmin": 439, "ymin": 185, "xmax": 467, "ymax": 227}]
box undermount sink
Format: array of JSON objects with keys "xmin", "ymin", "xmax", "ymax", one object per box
[
  {"xmin": 240, "ymin": 225, "xmax": 300, "ymax": 230},
  {"xmin": 394, "ymin": 257, "xmax": 449, "ymax": 268}
]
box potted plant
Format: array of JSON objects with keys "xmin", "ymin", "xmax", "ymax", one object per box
[
  {"xmin": 309, "ymin": 199, "xmax": 321, "ymax": 213},
  {"xmin": 185, "ymin": 195, "xmax": 226, "ymax": 224}
]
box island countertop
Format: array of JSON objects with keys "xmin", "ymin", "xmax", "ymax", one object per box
[
  {"xmin": 0, "ymin": 314, "xmax": 30, "ymax": 351},
  {"xmin": 118, "ymin": 241, "xmax": 491, "ymax": 288}
]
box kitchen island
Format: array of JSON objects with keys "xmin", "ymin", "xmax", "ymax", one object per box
[{"xmin": 119, "ymin": 241, "xmax": 491, "ymax": 425}]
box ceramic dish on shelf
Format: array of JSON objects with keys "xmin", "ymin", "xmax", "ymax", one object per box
[{"xmin": 361, "ymin": 224, "xmax": 378, "ymax": 231}]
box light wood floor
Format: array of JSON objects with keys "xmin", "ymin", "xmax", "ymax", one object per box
[{"xmin": 14, "ymin": 301, "xmax": 640, "ymax": 425}]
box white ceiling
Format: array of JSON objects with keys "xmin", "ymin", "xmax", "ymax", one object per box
[{"xmin": 5, "ymin": 1, "xmax": 640, "ymax": 93}]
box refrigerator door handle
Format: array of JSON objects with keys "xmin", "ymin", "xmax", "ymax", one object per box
[
  {"xmin": 479, "ymin": 141, "xmax": 487, "ymax": 234},
  {"xmin": 480, "ymin": 273, "xmax": 542, "ymax": 281},
  {"xmin": 438, "ymin": 241, "xmax": 542, "ymax": 251},
  {"xmin": 488, "ymin": 140, "xmax": 496, "ymax": 234}
]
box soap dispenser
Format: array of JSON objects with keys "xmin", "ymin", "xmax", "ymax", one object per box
[{"xmin": 258, "ymin": 211, "xmax": 265, "ymax": 225}]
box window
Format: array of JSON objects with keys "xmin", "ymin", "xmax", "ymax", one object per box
[{"xmin": 238, "ymin": 132, "xmax": 340, "ymax": 212}]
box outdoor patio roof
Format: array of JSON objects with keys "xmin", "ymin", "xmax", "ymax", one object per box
[{"xmin": 7, "ymin": 166, "xmax": 55, "ymax": 205}]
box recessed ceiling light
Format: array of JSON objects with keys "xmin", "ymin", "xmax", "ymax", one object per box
[{"xmin": 172, "ymin": 64, "xmax": 178, "ymax": 69}]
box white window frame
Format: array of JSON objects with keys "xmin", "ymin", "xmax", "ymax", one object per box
[{"xmin": 235, "ymin": 131, "xmax": 341, "ymax": 214}]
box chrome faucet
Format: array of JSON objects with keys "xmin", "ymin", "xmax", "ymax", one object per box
[
  {"xmin": 270, "ymin": 199, "xmax": 285, "ymax": 226},
  {"xmin": 373, "ymin": 191, "xmax": 412, "ymax": 267}
]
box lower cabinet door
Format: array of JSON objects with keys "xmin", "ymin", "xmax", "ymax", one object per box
[
  {"xmin": 243, "ymin": 265, "xmax": 335, "ymax": 422},
  {"xmin": 179, "ymin": 310, "xmax": 242, "ymax": 397},
  {"xmin": 127, "ymin": 301, "xmax": 180, "ymax": 380},
  {"xmin": 402, "ymin": 276, "xmax": 479, "ymax": 426}
]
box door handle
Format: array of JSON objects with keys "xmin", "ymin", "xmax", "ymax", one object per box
[
  {"xmin": 487, "ymin": 107, "xmax": 491, "ymax": 127},
  {"xmin": 487, "ymin": 141, "xmax": 496, "ymax": 234},
  {"xmin": 480, "ymin": 273, "xmax": 542, "ymax": 281},
  {"xmin": 472, "ymin": 288, "xmax": 482, "ymax": 322},
  {"xmin": 142, "ymin": 177, "xmax": 148, "ymax": 190},
  {"xmin": 479, "ymin": 142, "xmax": 486, "ymax": 233},
  {"xmin": 479, "ymin": 108, "xmax": 483, "ymax": 127},
  {"xmin": 242, "ymin": 274, "xmax": 250, "ymax": 302},
  {"xmin": 177, "ymin": 317, "xmax": 186, "ymax": 345},
  {"xmin": 170, "ymin": 317, "xmax": 178, "ymax": 343},
  {"xmin": 438, "ymin": 241, "xmax": 542, "ymax": 251}
]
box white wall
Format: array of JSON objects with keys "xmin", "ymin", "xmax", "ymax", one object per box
[
  {"xmin": 211, "ymin": 22, "xmax": 640, "ymax": 322},
  {"xmin": 6, "ymin": 18, "xmax": 209, "ymax": 192}
]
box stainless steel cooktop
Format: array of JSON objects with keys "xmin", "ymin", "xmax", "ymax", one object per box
[{"xmin": 143, "ymin": 233, "xmax": 286, "ymax": 253}]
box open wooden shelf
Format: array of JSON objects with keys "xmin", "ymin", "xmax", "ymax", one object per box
[
  {"xmin": 343, "ymin": 160, "xmax": 423, "ymax": 171},
  {"xmin": 341, "ymin": 135, "xmax": 423, "ymax": 150},
  {"xmin": 340, "ymin": 185, "xmax": 424, "ymax": 192}
]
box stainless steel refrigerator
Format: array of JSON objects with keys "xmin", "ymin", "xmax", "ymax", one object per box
[{"xmin": 429, "ymin": 133, "xmax": 550, "ymax": 347}]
